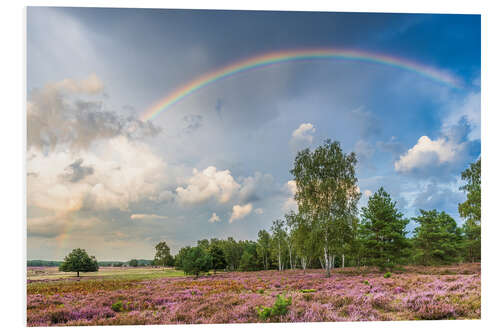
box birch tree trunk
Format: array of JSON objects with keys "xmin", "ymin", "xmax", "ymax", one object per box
[
  {"xmin": 278, "ymin": 242, "xmax": 282, "ymax": 271},
  {"xmin": 301, "ymin": 256, "xmax": 307, "ymax": 271}
]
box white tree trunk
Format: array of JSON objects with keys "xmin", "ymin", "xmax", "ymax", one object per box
[
  {"xmin": 342, "ymin": 254, "xmax": 345, "ymax": 268},
  {"xmin": 278, "ymin": 242, "xmax": 281, "ymax": 271}
]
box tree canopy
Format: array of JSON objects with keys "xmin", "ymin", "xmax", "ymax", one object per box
[
  {"xmin": 360, "ymin": 187, "xmax": 409, "ymax": 270},
  {"xmin": 413, "ymin": 210, "xmax": 462, "ymax": 265},
  {"xmin": 153, "ymin": 241, "xmax": 174, "ymax": 267},
  {"xmin": 59, "ymin": 248, "xmax": 98, "ymax": 277},
  {"xmin": 181, "ymin": 246, "xmax": 212, "ymax": 277},
  {"xmin": 291, "ymin": 139, "xmax": 360, "ymax": 277},
  {"xmin": 458, "ymin": 158, "xmax": 481, "ymax": 262}
]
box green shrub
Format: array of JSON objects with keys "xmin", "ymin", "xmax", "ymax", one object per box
[
  {"xmin": 111, "ymin": 301, "xmax": 124, "ymax": 312},
  {"xmin": 384, "ymin": 272, "xmax": 392, "ymax": 278},
  {"xmin": 300, "ymin": 289, "xmax": 316, "ymax": 293},
  {"xmin": 363, "ymin": 280, "xmax": 370, "ymax": 285},
  {"xmin": 256, "ymin": 294, "xmax": 292, "ymax": 320},
  {"xmin": 257, "ymin": 289, "xmax": 265, "ymax": 294}
]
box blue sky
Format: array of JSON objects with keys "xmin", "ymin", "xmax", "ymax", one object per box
[{"xmin": 27, "ymin": 7, "xmax": 480, "ymax": 260}]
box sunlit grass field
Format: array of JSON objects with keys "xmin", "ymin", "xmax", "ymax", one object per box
[{"xmin": 27, "ymin": 266, "xmax": 186, "ymax": 281}]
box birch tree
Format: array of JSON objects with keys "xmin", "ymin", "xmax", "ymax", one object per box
[
  {"xmin": 291, "ymin": 139, "xmax": 360, "ymax": 277},
  {"xmin": 271, "ymin": 219, "xmax": 286, "ymax": 271}
]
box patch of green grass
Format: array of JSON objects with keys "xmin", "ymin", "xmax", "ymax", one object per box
[
  {"xmin": 300, "ymin": 289, "xmax": 316, "ymax": 293},
  {"xmin": 384, "ymin": 272, "xmax": 392, "ymax": 278},
  {"xmin": 28, "ymin": 268, "xmax": 185, "ymax": 282}
]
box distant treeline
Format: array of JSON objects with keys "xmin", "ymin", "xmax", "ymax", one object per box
[
  {"xmin": 27, "ymin": 260, "xmax": 62, "ymax": 267},
  {"xmin": 28, "ymin": 259, "xmax": 153, "ymax": 267}
]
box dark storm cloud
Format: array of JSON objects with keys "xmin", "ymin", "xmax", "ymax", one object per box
[
  {"xmin": 28, "ymin": 82, "xmax": 162, "ymax": 151},
  {"xmin": 61, "ymin": 158, "xmax": 94, "ymax": 183}
]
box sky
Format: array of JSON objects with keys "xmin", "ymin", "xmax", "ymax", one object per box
[{"xmin": 26, "ymin": 7, "xmax": 480, "ymax": 261}]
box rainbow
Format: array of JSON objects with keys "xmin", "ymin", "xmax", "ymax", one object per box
[{"xmin": 141, "ymin": 48, "xmax": 461, "ymax": 121}]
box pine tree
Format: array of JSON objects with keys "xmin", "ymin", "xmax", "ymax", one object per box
[
  {"xmin": 413, "ymin": 210, "xmax": 463, "ymax": 265},
  {"xmin": 359, "ymin": 187, "xmax": 409, "ymax": 271}
]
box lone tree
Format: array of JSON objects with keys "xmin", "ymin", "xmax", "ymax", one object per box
[
  {"xmin": 360, "ymin": 187, "xmax": 409, "ymax": 271},
  {"xmin": 59, "ymin": 248, "xmax": 98, "ymax": 277},
  {"xmin": 291, "ymin": 139, "xmax": 360, "ymax": 277},
  {"xmin": 458, "ymin": 158, "xmax": 481, "ymax": 262},
  {"xmin": 129, "ymin": 259, "xmax": 139, "ymax": 267},
  {"xmin": 153, "ymin": 241, "xmax": 174, "ymax": 267}
]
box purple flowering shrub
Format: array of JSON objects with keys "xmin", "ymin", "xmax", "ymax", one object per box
[{"xmin": 27, "ymin": 263, "xmax": 480, "ymax": 326}]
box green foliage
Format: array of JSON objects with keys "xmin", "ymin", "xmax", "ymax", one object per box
[
  {"xmin": 271, "ymin": 219, "xmax": 287, "ymax": 271},
  {"xmin": 413, "ymin": 210, "xmax": 463, "ymax": 265},
  {"xmin": 359, "ymin": 187, "xmax": 409, "ymax": 271},
  {"xmin": 59, "ymin": 248, "xmax": 98, "ymax": 277},
  {"xmin": 208, "ymin": 243, "xmax": 226, "ymax": 273},
  {"xmin": 291, "ymin": 139, "xmax": 360, "ymax": 277},
  {"xmin": 181, "ymin": 246, "xmax": 212, "ymax": 277},
  {"xmin": 27, "ymin": 260, "xmax": 62, "ymax": 267},
  {"xmin": 153, "ymin": 241, "xmax": 174, "ymax": 267},
  {"xmin": 384, "ymin": 272, "xmax": 392, "ymax": 278},
  {"xmin": 221, "ymin": 237, "xmax": 243, "ymax": 271},
  {"xmin": 256, "ymin": 294, "xmax": 292, "ymax": 320},
  {"xmin": 458, "ymin": 158, "xmax": 481, "ymax": 223},
  {"xmin": 256, "ymin": 229, "xmax": 272, "ymax": 270},
  {"xmin": 129, "ymin": 259, "xmax": 139, "ymax": 267},
  {"xmin": 239, "ymin": 249, "xmax": 258, "ymax": 271},
  {"xmin": 174, "ymin": 246, "xmax": 191, "ymax": 271},
  {"xmin": 458, "ymin": 158, "xmax": 481, "ymax": 262},
  {"xmin": 111, "ymin": 301, "xmax": 123, "ymax": 312}
]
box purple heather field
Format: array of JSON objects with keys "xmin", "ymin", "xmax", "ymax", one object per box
[{"xmin": 27, "ymin": 263, "xmax": 480, "ymax": 326}]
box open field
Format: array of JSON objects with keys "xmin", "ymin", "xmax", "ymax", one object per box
[
  {"xmin": 27, "ymin": 263, "xmax": 480, "ymax": 326},
  {"xmin": 27, "ymin": 266, "xmax": 185, "ymax": 281}
]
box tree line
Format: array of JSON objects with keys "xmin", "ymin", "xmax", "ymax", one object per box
[
  {"xmin": 161, "ymin": 140, "xmax": 480, "ymax": 277},
  {"xmin": 55, "ymin": 139, "xmax": 480, "ymax": 278}
]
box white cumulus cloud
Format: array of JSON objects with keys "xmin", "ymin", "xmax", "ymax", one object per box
[
  {"xmin": 208, "ymin": 212, "xmax": 221, "ymax": 223},
  {"xmin": 394, "ymin": 136, "xmax": 464, "ymax": 173},
  {"xmin": 130, "ymin": 214, "xmax": 168, "ymax": 220},
  {"xmin": 27, "ymin": 136, "xmax": 168, "ymax": 213},
  {"xmin": 282, "ymin": 180, "xmax": 298, "ymax": 212},
  {"xmin": 176, "ymin": 166, "xmax": 241, "ymax": 204},
  {"xmin": 229, "ymin": 203, "xmax": 253, "ymax": 223},
  {"xmin": 290, "ymin": 123, "xmax": 315, "ymax": 150}
]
